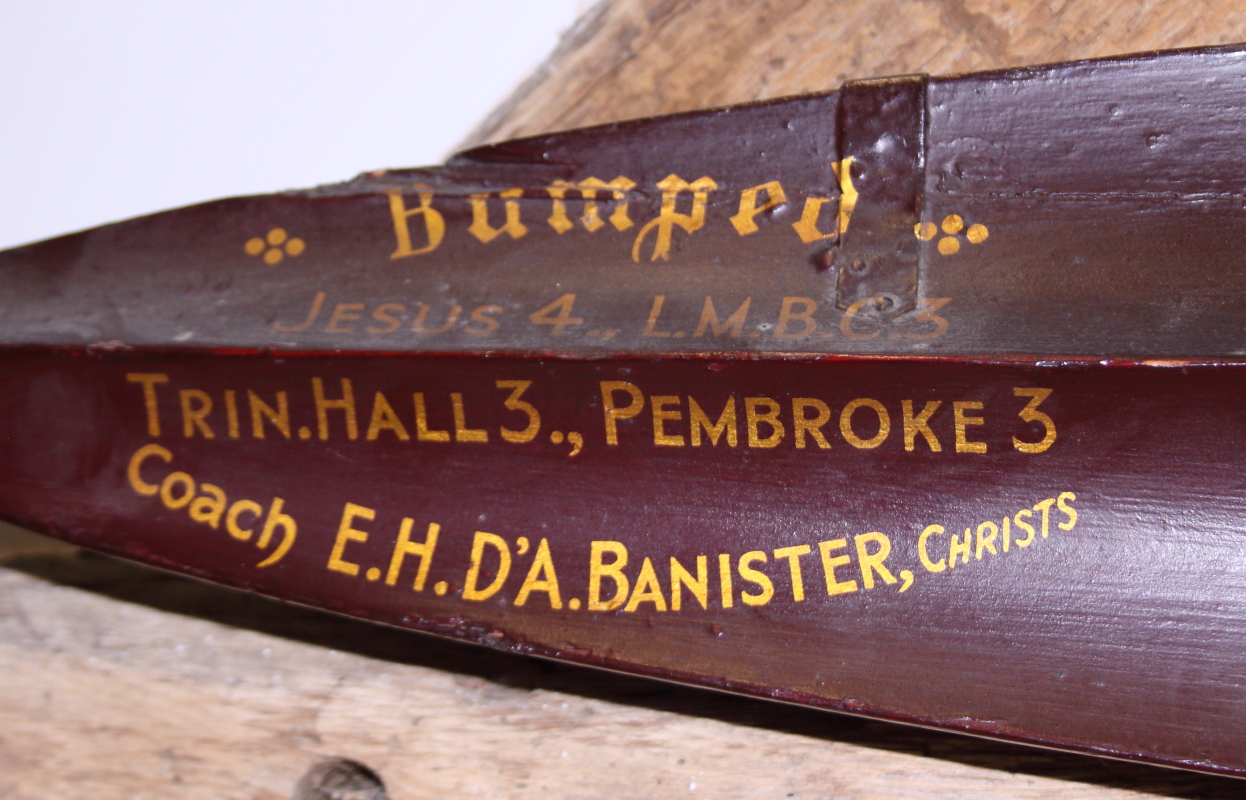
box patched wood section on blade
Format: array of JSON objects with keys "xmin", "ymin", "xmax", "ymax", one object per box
[{"xmin": 463, "ymin": 0, "xmax": 1246, "ymax": 147}]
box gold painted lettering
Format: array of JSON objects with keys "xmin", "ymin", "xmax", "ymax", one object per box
[
  {"xmin": 1034, "ymin": 498, "xmax": 1056, "ymax": 538},
  {"xmin": 791, "ymin": 197, "xmax": 838, "ymax": 243},
  {"xmin": 412, "ymin": 304, "xmax": 460, "ymax": 334},
  {"xmin": 313, "ymin": 378, "xmax": 358, "ymax": 441},
  {"xmin": 224, "ymin": 391, "xmax": 240, "ymax": 439},
  {"xmin": 179, "ymin": 390, "xmax": 215, "ymax": 439},
  {"xmin": 366, "ymin": 391, "xmax": 411, "ymax": 441},
  {"xmin": 328, "ymin": 502, "xmax": 373, "ymax": 576},
  {"xmin": 514, "ymin": 537, "xmax": 562, "ymax": 608},
  {"xmin": 718, "ymin": 553, "xmax": 734, "ymax": 608},
  {"xmin": 694, "ymin": 296, "xmax": 749, "ymax": 338},
  {"xmin": 547, "ymin": 177, "xmax": 636, "ymax": 233},
  {"xmin": 901, "ymin": 400, "xmax": 942, "ymax": 452},
  {"xmin": 975, "ymin": 521, "xmax": 998, "ymax": 559},
  {"xmin": 632, "ymin": 174, "xmax": 718, "ymax": 261},
  {"xmin": 624, "ymin": 557, "xmax": 668, "ymax": 612},
  {"xmin": 730, "ymin": 181, "xmax": 786, "ymax": 236},
  {"xmin": 497, "ymin": 380, "xmax": 540, "ymax": 443},
  {"xmin": 462, "ymin": 532, "xmax": 512, "ymax": 601},
  {"xmin": 367, "ymin": 303, "xmax": 405, "ymax": 334},
  {"xmin": 651, "ymin": 396, "xmax": 684, "ymax": 446},
  {"xmin": 744, "ymin": 397, "xmax": 784, "ymax": 448},
  {"xmin": 917, "ymin": 525, "xmax": 946, "ymax": 572},
  {"xmin": 256, "ymin": 498, "xmax": 297, "ymax": 568},
  {"xmin": 689, "ymin": 397, "xmax": 736, "ymax": 447},
  {"xmin": 465, "ymin": 305, "xmax": 502, "ymax": 335},
  {"xmin": 737, "ymin": 551, "xmax": 774, "ymax": 606},
  {"xmin": 127, "ymin": 443, "xmax": 172, "ymax": 496},
  {"xmin": 905, "ymin": 298, "xmax": 951, "ymax": 340},
  {"xmin": 189, "ymin": 484, "xmax": 227, "ymax": 529},
  {"xmin": 641, "ymin": 295, "xmax": 673, "ymax": 337},
  {"xmin": 226, "ymin": 499, "xmax": 262, "ymax": 542},
  {"xmin": 160, "ymin": 471, "xmax": 196, "ymax": 510},
  {"xmin": 839, "ymin": 297, "xmax": 882, "ymax": 339},
  {"xmin": 790, "ymin": 158, "xmax": 856, "ymax": 243},
  {"xmin": 773, "ymin": 544, "xmax": 811, "ymax": 601},
  {"xmin": 451, "ymin": 393, "xmax": 488, "ymax": 443},
  {"xmin": 469, "ymin": 188, "xmax": 528, "ymax": 243},
  {"xmin": 601, "ymin": 381, "xmax": 644, "ymax": 445},
  {"xmin": 546, "ymin": 182, "xmax": 575, "ymax": 234},
  {"xmin": 529, "ymin": 294, "xmax": 583, "ymax": 335},
  {"xmin": 833, "ymin": 157, "xmax": 858, "ymax": 234},
  {"xmin": 414, "ymin": 393, "xmax": 450, "ymax": 442},
  {"xmin": 775, "ymin": 297, "xmax": 817, "ymax": 339},
  {"xmin": 948, "ymin": 529, "xmax": 971, "ymax": 567},
  {"xmin": 953, "ymin": 401, "xmax": 986, "ymax": 453},
  {"xmin": 388, "ymin": 188, "xmax": 445, "ymax": 258},
  {"xmin": 792, "ymin": 398, "xmax": 831, "ymax": 449},
  {"xmin": 1013, "ymin": 509, "xmax": 1036, "ymax": 548},
  {"xmin": 818, "ymin": 539, "xmax": 859, "ymax": 595},
  {"xmin": 855, "ymin": 532, "xmax": 896, "ymax": 589},
  {"xmin": 840, "ymin": 398, "xmax": 890, "ymax": 449},
  {"xmin": 325, "ymin": 303, "xmax": 364, "ymax": 333},
  {"xmin": 670, "ymin": 555, "xmax": 708, "ymax": 611},
  {"xmin": 1013, "ymin": 388, "xmax": 1057, "ymax": 453},
  {"xmin": 588, "ymin": 541, "xmax": 629, "ymax": 611},
  {"xmin": 127, "ymin": 373, "xmax": 168, "ymax": 437},
  {"xmin": 385, "ymin": 519, "xmax": 440, "ymax": 591},
  {"xmin": 248, "ymin": 391, "xmax": 291, "ymax": 440},
  {"xmin": 1057, "ymin": 492, "xmax": 1078, "ymax": 530}
]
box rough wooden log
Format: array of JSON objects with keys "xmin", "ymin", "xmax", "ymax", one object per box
[
  {"xmin": 6, "ymin": 1, "xmax": 1246, "ymax": 796},
  {"xmin": 463, "ymin": 0, "xmax": 1246, "ymax": 147}
]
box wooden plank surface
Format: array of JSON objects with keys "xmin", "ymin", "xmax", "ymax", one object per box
[{"xmin": 6, "ymin": 1, "xmax": 1246, "ymax": 796}]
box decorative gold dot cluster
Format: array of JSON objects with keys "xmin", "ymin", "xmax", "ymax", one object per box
[
  {"xmin": 245, "ymin": 228, "xmax": 305, "ymax": 265},
  {"xmin": 915, "ymin": 214, "xmax": 988, "ymax": 255}
]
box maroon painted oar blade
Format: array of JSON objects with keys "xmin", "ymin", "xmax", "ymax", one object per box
[{"xmin": 3, "ymin": 44, "xmax": 1246, "ymax": 776}]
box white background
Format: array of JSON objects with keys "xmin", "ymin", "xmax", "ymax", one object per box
[{"xmin": 0, "ymin": 2, "xmax": 582, "ymax": 249}]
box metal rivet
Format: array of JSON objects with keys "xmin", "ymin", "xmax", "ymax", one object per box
[{"xmin": 814, "ymin": 247, "xmax": 838, "ymax": 272}]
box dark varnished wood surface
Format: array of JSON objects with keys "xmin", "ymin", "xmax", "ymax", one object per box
[
  {"xmin": 4, "ymin": 531, "xmax": 1244, "ymax": 798},
  {"xmin": 1, "ymin": 348, "xmax": 1244, "ymax": 773},
  {"xmin": 1, "ymin": 47, "xmax": 1245, "ymax": 357},
  {"xmin": 3, "ymin": 44, "xmax": 1246, "ymax": 777}
]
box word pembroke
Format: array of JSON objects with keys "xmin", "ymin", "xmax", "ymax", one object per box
[
  {"xmin": 602, "ymin": 382, "xmax": 1058, "ymax": 453},
  {"xmin": 125, "ymin": 373, "xmax": 1059, "ymax": 455},
  {"xmin": 386, "ymin": 158, "xmax": 858, "ymax": 263}
]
